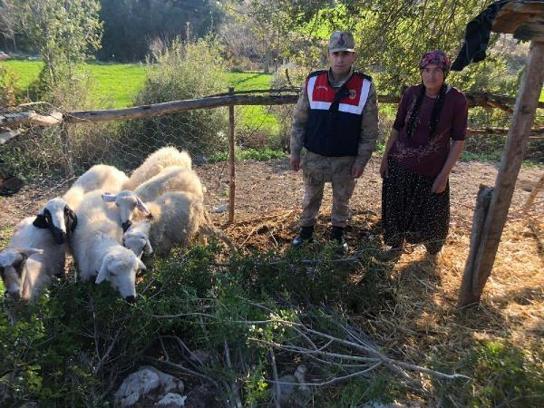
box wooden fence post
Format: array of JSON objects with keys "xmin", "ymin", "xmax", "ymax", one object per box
[
  {"xmin": 228, "ymin": 87, "xmax": 236, "ymax": 224},
  {"xmin": 60, "ymin": 123, "xmax": 74, "ymax": 177},
  {"xmin": 458, "ymin": 40, "xmax": 544, "ymax": 307},
  {"xmin": 458, "ymin": 185, "xmax": 494, "ymax": 307}
]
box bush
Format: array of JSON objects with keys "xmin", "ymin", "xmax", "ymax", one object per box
[
  {"xmin": 0, "ymin": 67, "xmax": 101, "ymax": 179},
  {"xmin": 118, "ymin": 38, "xmax": 229, "ymax": 165},
  {"xmin": 0, "ymin": 239, "xmax": 399, "ymax": 406}
]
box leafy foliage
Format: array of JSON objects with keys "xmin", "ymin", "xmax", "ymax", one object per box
[{"xmin": 116, "ymin": 38, "xmax": 228, "ymax": 164}]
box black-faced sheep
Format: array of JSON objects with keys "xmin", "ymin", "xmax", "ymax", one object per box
[{"xmin": 33, "ymin": 164, "xmax": 128, "ymax": 244}]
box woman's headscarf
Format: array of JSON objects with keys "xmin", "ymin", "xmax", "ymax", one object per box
[{"xmin": 419, "ymin": 50, "xmax": 451, "ymax": 76}]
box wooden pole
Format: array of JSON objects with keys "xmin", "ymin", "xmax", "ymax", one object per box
[
  {"xmin": 458, "ymin": 185, "xmax": 494, "ymax": 307},
  {"xmin": 228, "ymin": 87, "xmax": 236, "ymax": 224},
  {"xmin": 458, "ymin": 40, "xmax": 544, "ymax": 307}
]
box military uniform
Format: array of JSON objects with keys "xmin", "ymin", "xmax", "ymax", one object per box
[{"xmin": 291, "ymin": 68, "xmax": 379, "ymax": 230}]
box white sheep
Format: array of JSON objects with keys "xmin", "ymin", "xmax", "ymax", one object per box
[
  {"xmin": 122, "ymin": 147, "xmax": 192, "ymax": 191},
  {"xmin": 0, "ymin": 217, "xmax": 65, "ymax": 301},
  {"xmin": 123, "ymin": 191, "xmax": 205, "ymax": 257},
  {"xmin": 103, "ymin": 166, "xmax": 204, "ymax": 230},
  {"xmin": 70, "ymin": 190, "xmax": 145, "ymax": 302},
  {"xmin": 33, "ymin": 164, "xmax": 128, "ymax": 244}
]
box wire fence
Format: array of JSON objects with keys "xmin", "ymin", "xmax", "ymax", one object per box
[{"xmin": 1, "ymin": 88, "xmax": 543, "ymax": 225}]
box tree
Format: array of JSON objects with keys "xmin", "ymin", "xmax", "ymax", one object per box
[
  {"xmin": 0, "ymin": 0, "xmax": 18, "ymax": 51},
  {"xmin": 15, "ymin": 0, "xmax": 102, "ymax": 87}
]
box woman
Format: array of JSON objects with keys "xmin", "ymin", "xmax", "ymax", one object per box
[{"xmin": 380, "ymin": 50, "xmax": 468, "ymax": 255}]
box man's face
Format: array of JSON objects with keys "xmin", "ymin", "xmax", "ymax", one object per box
[{"xmin": 329, "ymin": 51, "xmax": 356, "ymax": 77}]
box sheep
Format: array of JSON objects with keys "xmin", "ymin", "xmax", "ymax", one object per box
[
  {"xmin": 70, "ymin": 190, "xmax": 146, "ymax": 302},
  {"xmin": 33, "ymin": 164, "xmax": 128, "ymax": 244},
  {"xmin": 0, "ymin": 217, "xmax": 65, "ymax": 301},
  {"xmin": 122, "ymin": 191, "xmax": 205, "ymax": 257},
  {"xmin": 103, "ymin": 166, "xmax": 204, "ymax": 231},
  {"xmin": 122, "ymin": 147, "xmax": 192, "ymax": 191}
]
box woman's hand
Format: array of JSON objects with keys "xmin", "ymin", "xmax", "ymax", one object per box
[
  {"xmin": 431, "ymin": 172, "xmax": 448, "ymax": 194},
  {"xmin": 379, "ymin": 157, "xmax": 389, "ymax": 179}
]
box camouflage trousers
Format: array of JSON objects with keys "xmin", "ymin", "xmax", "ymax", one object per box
[{"xmin": 300, "ymin": 151, "xmax": 357, "ymax": 228}]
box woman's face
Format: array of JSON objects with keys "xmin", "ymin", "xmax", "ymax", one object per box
[{"xmin": 421, "ymin": 63, "xmax": 445, "ymax": 93}]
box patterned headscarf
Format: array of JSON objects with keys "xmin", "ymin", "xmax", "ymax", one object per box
[{"xmin": 419, "ymin": 50, "xmax": 451, "ymax": 76}]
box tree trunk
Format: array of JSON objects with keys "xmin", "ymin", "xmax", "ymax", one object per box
[{"xmin": 458, "ymin": 40, "xmax": 544, "ymax": 308}]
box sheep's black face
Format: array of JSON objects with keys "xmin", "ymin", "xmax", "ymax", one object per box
[{"xmin": 33, "ymin": 208, "xmax": 67, "ymax": 244}]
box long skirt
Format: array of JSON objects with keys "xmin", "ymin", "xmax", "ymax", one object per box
[{"xmin": 382, "ymin": 158, "xmax": 449, "ymax": 251}]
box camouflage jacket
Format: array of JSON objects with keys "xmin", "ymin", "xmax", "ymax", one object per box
[{"xmin": 290, "ymin": 68, "xmax": 379, "ymax": 167}]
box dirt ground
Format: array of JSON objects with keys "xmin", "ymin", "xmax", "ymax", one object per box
[{"xmin": 1, "ymin": 156, "xmax": 542, "ymax": 232}]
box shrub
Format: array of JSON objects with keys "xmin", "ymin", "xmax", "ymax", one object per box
[{"xmin": 118, "ymin": 38, "xmax": 229, "ymax": 166}]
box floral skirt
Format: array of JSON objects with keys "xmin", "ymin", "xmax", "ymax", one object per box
[{"xmin": 381, "ymin": 158, "xmax": 449, "ymax": 250}]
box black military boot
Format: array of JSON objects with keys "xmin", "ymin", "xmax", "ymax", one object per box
[
  {"xmin": 330, "ymin": 226, "xmax": 348, "ymax": 254},
  {"xmin": 292, "ymin": 226, "xmax": 314, "ymax": 248}
]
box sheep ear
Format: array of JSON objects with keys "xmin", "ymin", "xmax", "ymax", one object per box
[
  {"xmin": 136, "ymin": 198, "xmax": 151, "ymax": 216},
  {"xmin": 102, "ymin": 193, "xmax": 117, "ymax": 203},
  {"xmin": 65, "ymin": 206, "xmax": 78, "ymax": 233},
  {"xmin": 95, "ymin": 259, "xmax": 109, "ymax": 284},
  {"xmin": 137, "ymin": 258, "xmax": 147, "ymax": 271},
  {"xmin": 33, "ymin": 214, "xmax": 49, "ymax": 228},
  {"xmin": 144, "ymin": 238, "xmax": 153, "ymax": 255}
]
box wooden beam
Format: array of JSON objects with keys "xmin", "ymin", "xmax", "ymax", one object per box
[
  {"xmin": 67, "ymin": 94, "xmax": 300, "ymax": 123},
  {"xmin": 2, "ymin": 92, "xmax": 544, "ymax": 134},
  {"xmin": 459, "ymin": 40, "xmax": 544, "ymax": 307}
]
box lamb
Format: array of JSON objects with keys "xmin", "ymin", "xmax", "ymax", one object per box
[
  {"xmin": 33, "ymin": 164, "xmax": 128, "ymax": 244},
  {"xmin": 0, "ymin": 217, "xmax": 65, "ymax": 301},
  {"xmin": 70, "ymin": 190, "xmax": 145, "ymax": 302},
  {"xmin": 122, "ymin": 147, "xmax": 192, "ymax": 191},
  {"xmin": 122, "ymin": 191, "xmax": 205, "ymax": 257},
  {"xmin": 103, "ymin": 166, "xmax": 204, "ymax": 231}
]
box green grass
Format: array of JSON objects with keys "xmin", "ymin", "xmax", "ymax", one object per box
[
  {"xmin": 1, "ymin": 60, "xmax": 147, "ymax": 108},
  {"xmin": 224, "ymin": 72, "xmax": 278, "ymax": 136},
  {"xmin": 1, "ymin": 60, "xmax": 278, "ymax": 135},
  {"xmin": 86, "ymin": 62, "xmax": 147, "ymax": 108},
  {"xmin": 1, "ymin": 60, "xmax": 43, "ymax": 90}
]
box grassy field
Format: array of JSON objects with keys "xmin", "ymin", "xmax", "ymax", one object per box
[
  {"xmin": 1, "ymin": 60, "xmax": 279, "ymax": 137},
  {"xmin": 1, "ymin": 60, "xmax": 274, "ymax": 105}
]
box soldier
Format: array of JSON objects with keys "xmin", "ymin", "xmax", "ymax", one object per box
[{"xmin": 290, "ymin": 31, "xmax": 379, "ymax": 252}]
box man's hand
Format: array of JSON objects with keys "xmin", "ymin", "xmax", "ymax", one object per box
[
  {"xmin": 351, "ymin": 162, "xmax": 365, "ymax": 178},
  {"xmin": 290, "ymin": 155, "xmax": 301, "ymax": 172},
  {"xmin": 431, "ymin": 172, "xmax": 448, "ymax": 194}
]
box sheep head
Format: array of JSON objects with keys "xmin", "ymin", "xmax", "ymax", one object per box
[
  {"xmin": 123, "ymin": 224, "xmax": 153, "ymax": 258},
  {"xmin": 102, "ymin": 191, "xmax": 151, "ymax": 232},
  {"xmin": 33, "ymin": 197, "xmax": 77, "ymax": 244},
  {"xmin": 0, "ymin": 247, "xmax": 43, "ymax": 300},
  {"xmin": 95, "ymin": 246, "xmax": 146, "ymax": 303}
]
